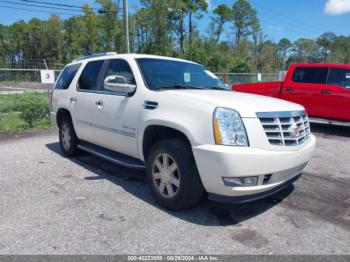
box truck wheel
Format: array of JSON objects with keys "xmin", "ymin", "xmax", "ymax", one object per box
[
  {"xmin": 146, "ymin": 139, "xmax": 204, "ymax": 210},
  {"xmin": 59, "ymin": 115, "xmax": 79, "ymax": 157}
]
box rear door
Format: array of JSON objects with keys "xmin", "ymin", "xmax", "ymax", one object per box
[
  {"xmin": 281, "ymin": 66, "xmax": 328, "ymax": 117},
  {"xmin": 320, "ymin": 67, "xmax": 350, "ymax": 121},
  {"xmin": 70, "ymin": 59, "xmax": 106, "ymax": 142}
]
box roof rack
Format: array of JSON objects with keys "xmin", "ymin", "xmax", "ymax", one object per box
[{"xmin": 74, "ymin": 52, "xmax": 118, "ymax": 62}]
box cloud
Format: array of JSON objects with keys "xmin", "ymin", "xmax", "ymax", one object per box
[
  {"xmin": 325, "ymin": 0, "xmax": 350, "ymax": 15},
  {"xmin": 205, "ymin": 0, "xmax": 212, "ymax": 11}
]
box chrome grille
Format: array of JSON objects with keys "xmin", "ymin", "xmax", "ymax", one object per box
[{"xmin": 257, "ymin": 111, "xmax": 311, "ymax": 147}]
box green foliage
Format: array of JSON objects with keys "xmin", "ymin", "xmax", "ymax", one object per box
[
  {"xmin": 0, "ymin": 0, "xmax": 349, "ymax": 74},
  {"xmin": 0, "ymin": 113, "xmax": 29, "ymax": 133},
  {"xmin": 17, "ymin": 93, "xmax": 49, "ymax": 128},
  {"xmin": 232, "ymin": 0, "xmax": 259, "ymax": 51},
  {"xmin": 0, "ymin": 92, "xmax": 50, "ymax": 132}
]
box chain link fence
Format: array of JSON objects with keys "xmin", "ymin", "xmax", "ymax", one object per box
[
  {"xmin": 214, "ymin": 72, "xmax": 280, "ymax": 86},
  {"xmin": 0, "ymin": 68, "xmax": 280, "ymax": 133},
  {"xmin": 0, "ymin": 69, "xmax": 60, "ymax": 133}
]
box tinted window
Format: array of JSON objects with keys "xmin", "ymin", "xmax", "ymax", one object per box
[
  {"xmin": 292, "ymin": 67, "xmax": 328, "ymax": 84},
  {"xmin": 327, "ymin": 68, "xmax": 350, "ymax": 88},
  {"xmin": 103, "ymin": 59, "xmax": 135, "ymax": 91},
  {"xmin": 55, "ymin": 63, "xmax": 81, "ymax": 89},
  {"xmin": 136, "ymin": 58, "xmax": 227, "ymax": 91},
  {"xmin": 78, "ymin": 60, "xmax": 104, "ymax": 90}
]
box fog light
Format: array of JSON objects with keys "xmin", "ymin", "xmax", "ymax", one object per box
[{"xmin": 222, "ymin": 176, "xmax": 258, "ymax": 187}]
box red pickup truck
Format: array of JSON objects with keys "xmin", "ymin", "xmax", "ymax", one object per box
[{"xmin": 233, "ymin": 64, "xmax": 350, "ymax": 123}]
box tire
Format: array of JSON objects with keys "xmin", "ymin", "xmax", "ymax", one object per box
[
  {"xmin": 59, "ymin": 115, "xmax": 80, "ymax": 157},
  {"xmin": 146, "ymin": 138, "xmax": 204, "ymax": 210}
]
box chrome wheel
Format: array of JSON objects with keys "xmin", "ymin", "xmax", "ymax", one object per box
[
  {"xmin": 61, "ymin": 123, "xmax": 71, "ymax": 151},
  {"xmin": 152, "ymin": 153, "xmax": 180, "ymax": 198}
]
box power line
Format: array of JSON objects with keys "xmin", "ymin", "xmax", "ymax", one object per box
[
  {"xmin": 19, "ymin": 0, "xmax": 96, "ymax": 11},
  {"xmin": 19, "ymin": 0, "xmax": 124, "ymax": 14},
  {"xmin": 0, "ymin": 4, "xmax": 79, "ymax": 16},
  {"xmin": 0, "ymin": 0, "xmax": 83, "ymax": 13},
  {"xmin": 257, "ymin": 10, "xmax": 321, "ymax": 36},
  {"xmin": 250, "ymin": 0, "xmax": 324, "ymax": 34}
]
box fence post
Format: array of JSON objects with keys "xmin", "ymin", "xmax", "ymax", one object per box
[{"xmin": 223, "ymin": 69, "xmax": 228, "ymax": 84}]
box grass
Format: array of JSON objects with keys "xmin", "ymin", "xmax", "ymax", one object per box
[
  {"xmin": 0, "ymin": 92, "xmax": 51, "ymax": 133},
  {"xmin": 0, "ymin": 113, "xmax": 29, "ymax": 132}
]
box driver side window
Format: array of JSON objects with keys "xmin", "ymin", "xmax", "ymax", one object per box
[{"xmin": 103, "ymin": 59, "xmax": 135, "ymax": 92}]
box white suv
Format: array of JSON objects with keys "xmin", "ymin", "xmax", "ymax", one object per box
[{"xmin": 50, "ymin": 52, "xmax": 316, "ymax": 210}]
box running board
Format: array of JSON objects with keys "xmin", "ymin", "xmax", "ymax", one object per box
[
  {"xmin": 78, "ymin": 141, "xmax": 145, "ymax": 170},
  {"xmin": 309, "ymin": 117, "xmax": 350, "ymax": 127}
]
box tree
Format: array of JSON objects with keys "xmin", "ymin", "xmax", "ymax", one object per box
[
  {"xmin": 46, "ymin": 15, "xmax": 63, "ymax": 64},
  {"xmin": 82, "ymin": 4, "xmax": 99, "ymax": 54},
  {"xmin": 232, "ymin": 0, "xmax": 259, "ymax": 52},
  {"xmin": 96, "ymin": 0, "xmax": 120, "ymax": 50},
  {"xmin": 140, "ymin": 0, "xmax": 173, "ymax": 55},
  {"xmin": 277, "ymin": 38, "xmax": 292, "ymax": 69},
  {"xmin": 317, "ymin": 32, "xmax": 336, "ymax": 62},
  {"xmin": 211, "ymin": 4, "xmax": 233, "ymax": 43},
  {"xmin": 186, "ymin": 0, "xmax": 208, "ymax": 45}
]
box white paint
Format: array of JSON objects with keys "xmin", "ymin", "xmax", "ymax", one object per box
[
  {"xmin": 258, "ymin": 73, "xmax": 262, "ymax": 82},
  {"xmin": 40, "ymin": 70, "xmax": 55, "ymax": 84}
]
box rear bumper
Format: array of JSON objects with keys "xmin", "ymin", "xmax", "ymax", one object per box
[
  {"xmin": 192, "ymin": 135, "xmax": 316, "ymax": 198},
  {"xmin": 50, "ymin": 112, "xmax": 58, "ymax": 130}
]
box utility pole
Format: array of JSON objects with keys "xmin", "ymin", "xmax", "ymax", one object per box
[{"xmin": 123, "ymin": 0, "xmax": 130, "ymax": 53}]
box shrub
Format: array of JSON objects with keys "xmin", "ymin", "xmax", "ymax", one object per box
[{"xmin": 17, "ymin": 92, "xmax": 49, "ymax": 128}]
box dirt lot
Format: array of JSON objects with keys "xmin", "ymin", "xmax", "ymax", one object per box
[{"xmin": 0, "ymin": 124, "xmax": 349, "ymax": 255}]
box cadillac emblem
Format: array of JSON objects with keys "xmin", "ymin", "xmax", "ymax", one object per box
[{"xmin": 290, "ymin": 120, "xmax": 299, "ymax": 138}]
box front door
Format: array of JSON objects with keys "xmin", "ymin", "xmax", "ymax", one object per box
[{"xmin": 89, "ymin": 58, "xmax": 140, "ymax": 158}]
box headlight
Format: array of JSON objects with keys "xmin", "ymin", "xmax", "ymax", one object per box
[{"xmin": 213, "ymin": 107, "xmax": 248, "ymax": 146}]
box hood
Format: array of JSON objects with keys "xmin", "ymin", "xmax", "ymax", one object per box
[{"xmin": 166, "ymin": 90, "xmax": 305, "ymax": 118}]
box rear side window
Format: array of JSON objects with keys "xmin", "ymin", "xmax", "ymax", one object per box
[
  {"xmin": 55, "ymin": 63, "xmax": 81, "ymax": 89},
  {"xmin": 292, "ymin": 67, "xmax": 328, "ymax": 84},
  {"xmin": 327, "ymin": 68, "xmax": 350, "ymax": 88},
  {"xmin": 78, "ymin": 60, "xmax": 104, "ymax": 91}
]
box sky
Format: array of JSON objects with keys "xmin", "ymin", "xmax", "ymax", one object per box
[{"xmin": 0, "ymin": 0, "xmax": 349, "ymax": 42}]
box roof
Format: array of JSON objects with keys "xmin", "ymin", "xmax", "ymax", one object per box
[{"xmin": 290, "ymin": 63, "xmax": 350, "ymax": 69}]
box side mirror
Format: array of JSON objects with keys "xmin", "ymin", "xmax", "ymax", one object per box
[{"xmin": 103, "ymin": 75, "xmax": 136, "ymax": 94}]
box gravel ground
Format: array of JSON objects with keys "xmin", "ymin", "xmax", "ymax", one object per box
[{"xmin": 0, "ymin": 124, "xmax": 349, "ymax": 255}]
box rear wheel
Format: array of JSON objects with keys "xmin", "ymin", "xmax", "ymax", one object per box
[
  {"xmin": 146, "ymin": 139, "xmax": 204, "ymax": 210},
  {"xmin": 59, "ymin": 115, "xmax": 79, "ymax": 157}
]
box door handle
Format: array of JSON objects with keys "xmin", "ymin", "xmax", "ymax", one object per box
[
  {"xmin": 70, "ymin": 97, "xmax": 78, "ymax": 102},
  {"xmin": 95, "ymin": 100, "xmax": 103, "ymax": 106},
  {"xmin": 321, "ymin": 90, "xmax": 332, "ymax": 95},
  {"xmin": 286, "ymin": 87, "xmax": 294, "ymax": 92}
]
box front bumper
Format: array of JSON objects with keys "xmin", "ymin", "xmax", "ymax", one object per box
[
  {"xmin": 192, "ymin": 134, "xmax": 316, "ymax": 200},
  {"xmin": 208, "ymin": 174, "xmax": 301, "ymax": 204}
]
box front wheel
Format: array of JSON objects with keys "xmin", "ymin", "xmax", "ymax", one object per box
[{"xmin": 146, "ymin": 139, "xmax": 204, "ymax": 210}]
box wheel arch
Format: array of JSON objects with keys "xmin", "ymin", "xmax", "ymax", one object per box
[
  {"xmin": 56, "ymin": 107, "xmax": 72, "ymax": 128},
  {"xmin": 141, "ymin": 123, "xmax": 194, "ymax": 161}
]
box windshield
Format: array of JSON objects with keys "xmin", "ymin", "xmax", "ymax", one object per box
[{"xmin": 136, "ymin": 58, "xmax": 228, "ymax": 91}]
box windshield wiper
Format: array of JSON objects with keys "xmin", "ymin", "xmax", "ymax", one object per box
[{"xmin": 203, "ymin": 86, "xmax": 229, "ymax": 91}]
